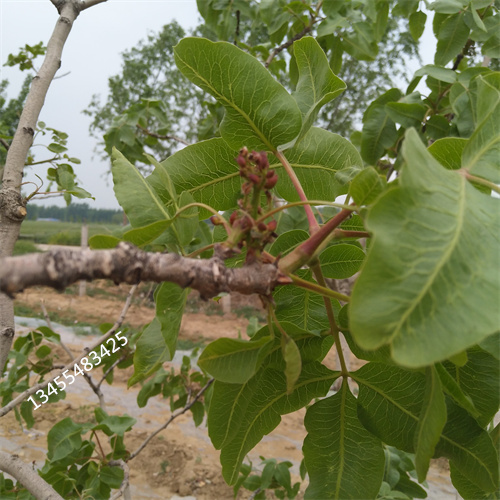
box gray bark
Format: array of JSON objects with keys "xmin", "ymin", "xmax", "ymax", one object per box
[
  {"xmin": 0, "ymin": 452, "xmax": 63, "ymax": 500},
  {"xmin": 0, "ymin": 0, "xmax": 106, "ymax": 374}
]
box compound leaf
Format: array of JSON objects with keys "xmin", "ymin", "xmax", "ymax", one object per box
[{"xmin": 208, "ymin": 362, "xmax": 337, "ymax": 485}]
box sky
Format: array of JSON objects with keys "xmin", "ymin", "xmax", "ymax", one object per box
[
  {"xmin": 0, "ymin": 0, "xmax": 436, "ymax": 210},
  {"xmin": 0, "ymin": 0, "xmax": 200, "ymax": 209}
]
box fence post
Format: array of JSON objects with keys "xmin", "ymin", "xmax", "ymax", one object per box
[{"xmin": 79, "ymin": 223, "xmax": 88, "ymax": 297}]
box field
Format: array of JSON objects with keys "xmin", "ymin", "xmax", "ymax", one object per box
[
  {"xmin": 6, "ymin": 282, "xmax": 458, "ymax": 499},
  {"xmin": 18, "ymin": 220, "xmax": 123, "ymax": 246}
]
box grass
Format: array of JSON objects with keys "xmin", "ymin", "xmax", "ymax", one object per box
[
  {"xmin": 177, "ymin": 338, "xmax": 206, "ymax": 350},
  {"xmin": 19, "ymin": 220, "xmax": 122, "ymax": 245},
  {"xmin": 13, "ymin": 239, "xmax": 42, "ymax": 255},
  {"xmin": 234, "ymin": 305, "xmax": 266, "ymax": 322},
  {"xmin": 14, "ymin": 303, "xmax": 95, "ymax": 329}
]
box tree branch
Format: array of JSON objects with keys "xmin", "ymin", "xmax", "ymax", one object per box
[
  {"xmin": 0, "ymin": 242, "xmax": 281, "ymax": 299},
  {"xmin": 136, "ymin": 124, "xmax": 190, "ymax": 146},
  {"xmin": 108, "ymin": 459, "xmax": 131, "ymax": 500},
  {"xmin": 0, "ymin": 0, "xmax": 108, "ymax": 377},
  {"xmin": 265, "ymin": 25, "xmax": 312, "ymax": 68},
  {"xmin": 128, "ymin": 378, "xmax": 214, "ymax": 461},
  {"xmin": 0, "ymin": 138, "xmax": 9, "ymax": 151},
  {"xmin": 0, "ymin": 452, "xmax": 63, "ymax": 500}
]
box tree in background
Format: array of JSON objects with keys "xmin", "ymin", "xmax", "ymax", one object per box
[
  {"xmin": 87, "ymin": 1, "xmax": 421, "ymax": 172},
  {"xmin": 0, "ymin": 0, "xmax": 499, "ymax": 499}
]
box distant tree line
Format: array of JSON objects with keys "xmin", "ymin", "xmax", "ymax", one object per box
[{"xmin": 26, "ymin": 203, "xmax": 123, "ymax": 224}]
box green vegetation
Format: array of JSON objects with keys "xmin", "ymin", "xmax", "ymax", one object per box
[
  {"xmin": 12, "ymin": 239, "xmax": 41, "ymax": 255},
  {"xmin": 19, "ymin": 220, "xmax": 122, "ymax": 245},
  {"xmin": 25, "ymin": 203, "xmax": 123, "ymax": 224}
]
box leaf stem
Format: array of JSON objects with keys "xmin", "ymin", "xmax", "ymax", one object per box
[
  {"xmin": 274, "ymin": 150, "xmax": 320, "ymax": 234},
  {"xmin": 174, "ymin": 202, "xmax": 231, "ymax": 235},
  {"xmin": 256, "ymin": 200, "xmax": 358, "ymax": 224},
  {"xmin": 279, "ymin": 208, "xmax": 354, "ymax": 274},
  {"xmin": 460, "ymin": 170, "xmax": 500, "ymax": 194},
  {"xmin": 290, "ymin": 273, "xmax": 350, "ymax": 302},
  {"xmin": 185, "ymin": 243, "xmax": 215, "ymax": 259},
  {"xmin": 311, "ymin": 262, "xmax": 349, "ymax": 375}
]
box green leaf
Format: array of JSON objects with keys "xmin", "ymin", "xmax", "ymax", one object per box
[
  {"xmin": 173, "ymin": 191, "xmax": 199, "ymax": 247},
  {"xmin": 435, "ymin": 12, "xmax": 470, "ymax": 66},
  {"xmin": 374, "ymin": 1, "xmax": 390, "ymax": 42},
  {"xmin": 47, "ymin": 142, "xmax": 67, "ymax": 154},
  {"xmin": 426, "ymin": 114, "xmax": 451, "ymax": 140},
  {"xmin": 319, "ymin": 244, "xmax": 365, "ymax": 279},
  {"xmin": 414, "ymin": 64, "xmax": 457, "ymax": 84},
  {"xmin": 93, "ymin": 414, "xmax": 136, "ymax": 436},
  {"xmin": 414, "ymin": 366, "xmax": 447, "ymax": 482},
  {"xmin": 450, "ymin": 461, "xmax": 500, "ymax": 500},
  {"xmin": 47, "ymin": 418, "xmax": 83, "ymax": 462},
  {"xmin": 342, "ymin": 22, "xmax": 379, "ymax": 61},
  {"xmin": 462, "ymin": 73, "xmax": 500, "ymax": 183},
  {"xmin": 436, "ymin": 401, "xmax": 499, "ymax": 492},
  {"xmin": 123, "ymin": 220, "xmax": 172, "ymax": 247},
  {"xmin": 272, "ymin": 127, "xmax": 362, "ymax": 202},
  {"xmin": 350, "ymin": 129, "xmax": 500, "ymax": 367},
  {"xmin": 385, "ymin": 102, "xmax": 426, "ymax": 128},
  {"xmin": 349, "ymin": 166, "xmax": 386, "ymax": 206},
  {"xmin": 409, "ymin": 11, "xmax": 427, "ymax": 41},
  {"xmin": 99, "ymin": 466, "xmax": 124, "ymax": 489},
  {"xmin": 471, "ymin": 6, "xmax": 487, "ymax": 32},
  {"xmin": 443, "ymin": 347, "xmax": 500, "ymax": 427},
  {"xmin": 198, "ymin": 337, "xmax": 273, "ymax": 384},
  {"xmin": 435, "ymin": 362, "xmax": 480, "ymax": 418},
  {"xmin": 430, "ymin": 0, "xmax": 467, "ymax": 14},
  {"xmin": 482, "ymin": 35, "xmax": 500, "ymax": 59},
  {"xmin": 479, "ymin": 332, "xmax": 499, "ymax": 360},
  {"xmin": 89, "ymin": 235, "xmax": 121, "ymax": 249},
  {"xmin": 291, "ymin": 37, "xmax": 345, "ymax": 144},
  {"xmin": 354, "ymin": 363, "xmax": 426, "ymax": 452},
  {"xmin": 274, "ymin": 270, "xmax": 339, "ymax": 334},
  {"xmin": 66, "ymin": 186, "xmax": 93, "ymax": 200},
  {"xmin": 112, "ymin": 148, "xmax": 170, "ymax": 227},
  {"xmin": 282, "ymin": 335, "xmax": 301, "ymax": 393},
  {"xmin": 149, "ymin": 138, "xmax": 239, "ymax": 219},
  {"xmin": 303, "ymin": 384, "xmax": 384, "ymax": 499},
  {"xmin": 269, "ymin": 229, "xmax": 308, "ymax": 257},
  {"xmin": 361, "ymin": 89, "xmax": 401, "ymax": 165},
  {"xmin": 20, "ymin": 401, "xmax": 34, "ymax": 429},
  {"xmin": 174, "ymin": 38, "xmax": 302, "ymax": 151},
  {"xmin": 355, "ymin": 363, "xmax": 499, "ymax": 492},
  {"xmin": 428, "ymin": 137, "xmax": 468, "ymax": 169},
  {"xmin": 190, "ymin": 400, "xmax": 205, "ymax": 427},
  {"xmin": 129, "ymin": 282, "xmax": 188, "ymax": 386},
  {"xmin": 208, "ymin": 362, "xmax": 337, "ymax": 484}
]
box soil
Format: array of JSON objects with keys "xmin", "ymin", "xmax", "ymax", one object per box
[{"xmin": 2, "ymin": 282, "xmax": 458, "ymax": 499}]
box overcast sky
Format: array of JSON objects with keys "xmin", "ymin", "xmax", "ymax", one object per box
[
  {"xmin": 0, "ymin": 0, "xmax": 200, "ymax": 209},
  {"xmin": 0, "ymin": 0, "xmax": 436, "ymax": 210}
]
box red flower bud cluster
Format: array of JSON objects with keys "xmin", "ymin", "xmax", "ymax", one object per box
[{"xmin": 236, "ymin": 148, "xmax": 278, "ymax": 193}]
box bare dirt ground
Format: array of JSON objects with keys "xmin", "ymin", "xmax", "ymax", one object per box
[{"xmin": 3, "ymin": 282, "xmax": 458, "ymax": 499}]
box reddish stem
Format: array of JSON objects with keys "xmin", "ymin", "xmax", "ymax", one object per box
[
  {"xmin": 275, "ymin": 150, "xmax": 319, "ymax": 234},
  {"xmin": 279, "ymin": 208, "xmax": 353, "ymax": 274}
]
